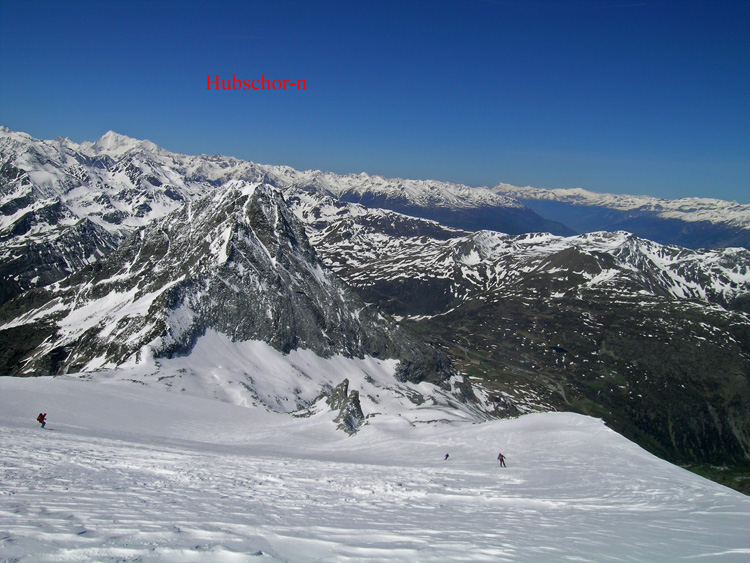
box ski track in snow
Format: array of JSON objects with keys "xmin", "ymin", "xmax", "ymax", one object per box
[{"xmin": 2, "ymin": 377, "xmax": 750, "ymax": 562}]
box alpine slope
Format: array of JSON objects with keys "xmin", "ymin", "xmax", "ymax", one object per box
[{"xmin": 2, "ymin": 375, "xmax": 749, "ymax": 562}]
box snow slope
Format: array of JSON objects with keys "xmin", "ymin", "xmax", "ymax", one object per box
[{"xmin": 2, "ymin": 376, "xmax": 749, "ymax": 562}]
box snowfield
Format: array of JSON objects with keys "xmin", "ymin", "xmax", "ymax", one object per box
[{"xmin": 2, "ymin": 376, "xmax": 749, "ymax": 562}]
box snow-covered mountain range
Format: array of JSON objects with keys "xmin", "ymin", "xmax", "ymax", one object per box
[
  {"xmin": 293, "ymin": 188, "xmax": 750, "ymax": 312},
  {"xmin": 493, "ymin": 183, "xmax": 750, "ymax": 249},
  {"xmin": 0, "ymin": 127, "xmax": 566, "ymax": 306},
  {"xmin": 1, "ymin": 126, "xmax": 750, "ymax": 493}
]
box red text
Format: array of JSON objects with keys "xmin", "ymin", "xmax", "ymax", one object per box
[{"xmin": 206, "ymin": 74, "xmax": 307, "ymax": 91}]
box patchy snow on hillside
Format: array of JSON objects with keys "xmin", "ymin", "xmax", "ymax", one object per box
[{"xmin": 2, "ymin": 376, "xmax": 749, "ymax": 562}]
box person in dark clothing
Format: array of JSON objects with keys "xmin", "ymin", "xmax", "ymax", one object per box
[
  {"xmin": 37, "ymin": 413, "xmax": 47, "ymax": 429},
  {"xmin": 497, "ymin": 452, "xmax": 506, "ymax": 467},
  {"xmin": 444, "ymin": 453, "xmax": 450, "ymax": 461}
]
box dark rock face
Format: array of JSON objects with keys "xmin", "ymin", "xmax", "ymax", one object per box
[
  {"xmin": 0, "ymin": 182, "xmax": 453, "ymax": 391},
  {"xmin": 329, "ymin": 379, "xmax": 366, "ymax": 434},
  {"xmin": 335, "ymin": 390, "xmax": 365, "ymax": 435},
  {"xmin": 0, "ymin": 215, "xmax": 118, "ymax": 306}
]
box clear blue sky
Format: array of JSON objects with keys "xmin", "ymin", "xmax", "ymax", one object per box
[{"xmin": 1, "ymin": 0, "xmax": 748, "ymax": 203}]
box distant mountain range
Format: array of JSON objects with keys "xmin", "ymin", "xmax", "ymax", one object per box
[
  {"xmin": 0, "ymin": 126, "xmax": 568, "ymax": 306},
  {"xmin": 2, "ymin": 126, "xmax": 749, "ymax": 492},
  {"xmin": 492, "ymin": 184, "xmax": 750, "ymax": 250}
]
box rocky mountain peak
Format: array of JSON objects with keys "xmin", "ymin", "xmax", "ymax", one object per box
[{"xmin": 0, "ymin": 181, "xmax": 454, "ymax": 394}]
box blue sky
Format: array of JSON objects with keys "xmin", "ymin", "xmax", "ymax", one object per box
[{"xmin": 1, "ymin": 0, "xmax": 748, "ymax": 203}]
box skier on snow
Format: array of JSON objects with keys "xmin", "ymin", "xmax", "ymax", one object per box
[
  {"xmin": 497, "ymin": 452, "xmax": 506, "ymax": 467},
  {"xmin": 37, "ymin": 413, "xmax": 47, "ymax": 429},
  {"xmin": 444, "ymin": 453, "xmax": 450, "ymax": 461}
]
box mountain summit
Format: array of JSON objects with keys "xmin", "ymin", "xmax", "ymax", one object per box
[{"xmin": 0, "ymin": 180, "xmax": 456, "ymax": 413}]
